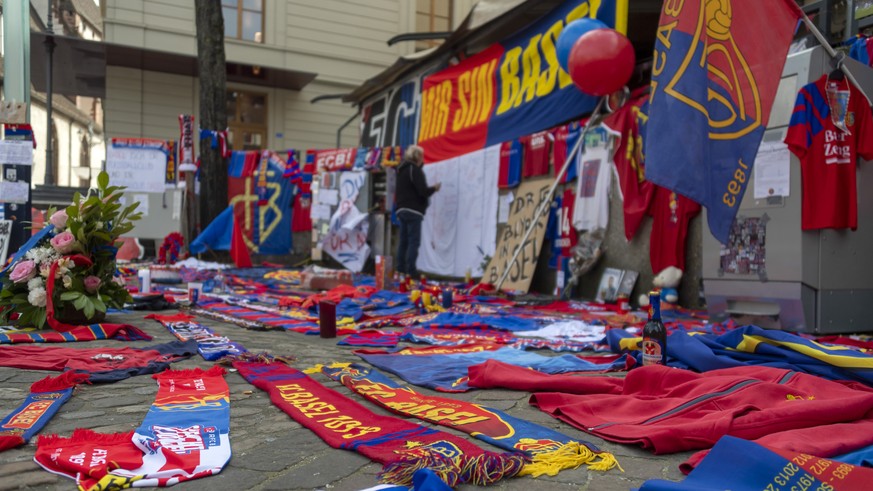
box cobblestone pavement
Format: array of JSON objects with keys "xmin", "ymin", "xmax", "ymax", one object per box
[{"xmin": 0, "ymin": 310, "xmax": 690, "ymax": 491}]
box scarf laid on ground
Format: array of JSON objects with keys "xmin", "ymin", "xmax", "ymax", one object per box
[
  {"xmin": 639, "ymin": 436, "xmax": 873, "ymax": 491},
  {"xmin": 145, "ymin": 313, "xmax": 247, "ymax": 361},
  {"xmin": 469, "ymin": 360, "xmax": 873, "ymax": 472},
  {"xmin": 355, "ymin": 344, "xmax": 631, "ymax": 392},
  {"xmin": 35, "ymin": 366, "xmax": 231, "ymax": 490},
  {"xmin": 338, "ymin": 330, "xmax": 401, "ymax": 347},
  {"xmin": 232, "ymin": 361, "xmax": 525, "ymax": 487},
  {"xmin": 0, "ymin": 340, "xmax": 198, "ymax": 383},
  {"xmin": 313, "ymin": 363, "xmax": 620, "ymax": 477},
  {"xmin": 0, "ymin": 324, "xmax": 151, "ymax": 344},
  {"xmin": 0, "ymin": 371, "xmax": 89, "ymax": 452},
  {"xmin": 196, "ymin": 300, "xmax": 358, "ymax": 335}
]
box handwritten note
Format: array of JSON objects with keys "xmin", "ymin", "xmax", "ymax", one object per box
[
  {"xmin": 0, "ymin": 181, "xmax": 29, "ymax": 204},
  {"xmin": 0, "ymin": 140, "xmax": 33, "ymax": 165},
  {"xmin": 106, "ymin": 146, "xmax": 166, "ymax": 193},
  {"xmin": 483, "ymin": 178, "xmax": 552, "ymax": 293},
  {"xmin": 318, "ymin": 189, "xmax": 339, "ymax": 206},
  {"xmin": 754, "ymin": 141, "xmax": 790, "ymax": 199}
]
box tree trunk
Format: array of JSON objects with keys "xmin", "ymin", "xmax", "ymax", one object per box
[{"xmin": 194, "ymin": 0, "xmax": 228, "ymax": 235}]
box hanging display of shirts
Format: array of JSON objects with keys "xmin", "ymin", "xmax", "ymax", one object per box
[
  {"xmin": 784, "ymin": 74, "xmax": 873, "ymax": 230},
  {"xmin": 498, "ymin": 139, "xmax": 523, "ymax": 189},
  {"xmin": 522, "ymin": 131, "xmax": 553, "ymax": 178}
]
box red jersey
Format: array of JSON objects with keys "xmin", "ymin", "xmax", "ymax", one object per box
[
  {"xmin": 785, "ymin": 75, "xmax": 873, "ymax": 230},
  {"xmin": 522, "ymin": 131, "xmax": 552, "ymax": 178},
  {"xmin": 648, "ymin": 186, "xmax": 700, "ymax": 273},
  {"xmin": 560, "ymin": 187, "xmax": 578, "ymax": 252},
  {"xmin": 603, "ymin": 95, "xmax": 654, "ymax": 241},
  {"xmin": 498, "ymin": 140, "xmax": 522, "ymax": 188}
]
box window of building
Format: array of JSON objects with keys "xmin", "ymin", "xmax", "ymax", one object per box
[
  {"xmin": 416, "ymin": 0, "xmax": 453, "ymax": 51},
  {"xmin": 227, "ymin": 89, "xmax": 268, "ymax": 151},
  {"xmin": 50, "ymin": 122, "xmax": 59, "ymax": 186},
  {"xmin": 222, "ymin": 0, "xmax": 264, "ymax": 43},
  {"xmin": 77, "ymin": 135, "xmax": 90, "ymax": 188}
]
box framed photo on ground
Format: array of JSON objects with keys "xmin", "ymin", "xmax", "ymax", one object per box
[
  {"xmin": 596, "ymin": 268, "xmax": 624, "ymax": 303},
  {"xmin": 617, "ymin": 270, "xmax": 639, "ymax": 299}
]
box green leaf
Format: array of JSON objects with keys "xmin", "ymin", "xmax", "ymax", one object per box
[
  {"xmin": 93, "ymin": 296, "xmax": 107, "ymax": 313},
  {"xmin": 83, "ymin": 299, "xmax": 95, "ymax": 319},
  {"xmin": 34, "ymin": 309, "xmax": 47, "ymax": 330},
  {"xmin": 73, "ymin": 191, "xmax": 82, "ymax": 205},
  {"xmin": 60, "ymin": 291, "xmax": 82, "ymax": 301},
  {"xmin": 98, "ymin": 171, "xmax": 109, "ymax": 189},
  {"xmin": 66, "ymin": 204, "xmax": 79, "ymax": 218},
  {"xmin": 73, "ymin": 295, "xmax": 88, "ymax": 311}
]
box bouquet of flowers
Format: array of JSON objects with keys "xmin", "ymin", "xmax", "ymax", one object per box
[{"xmin": 0, "ymin": 172, "xmax": 142, "ymax": 329}]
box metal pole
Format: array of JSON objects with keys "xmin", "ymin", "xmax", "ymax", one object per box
[
  {"xmin": 494, "ymin": 96, "xmax": 606, "ymax": 291},
  {"xmin": 44, "ymin": 0, "xmax": 56, "ymax": 185},
  {"xmin": 799, "ymin": 10, "xmax": 871, "ymax": 104}
]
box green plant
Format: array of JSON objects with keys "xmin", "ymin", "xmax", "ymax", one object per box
[{"xmin": 0, "ymin": 172, "xmax": 142, "ymax": 328}]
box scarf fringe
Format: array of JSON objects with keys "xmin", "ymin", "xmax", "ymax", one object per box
[
  {"xmin": 37, "ymin": 429, "xmax": 135, "ymax": 447},
  {"xmin": 30, "ymin": 371, "xmax": 90, "ymax": 393},
  {"xmin": 0, "ymin": 435, "xmax": 26, "ymax": 452},
  {"xmin": 217, "ymin": 352, "xmax": 295, "ymax": 366},
  {"xmin": 152, "ymin": 365, "xmax": 226, "ymax": 380},
  {"xmin": 378, "ymin": 451, "xmax": 527, "ymax": 487},
  {"xmin": 303, "ymin": 362, "xmax": 350, "ymax": 374},
  {"xmin": 116, "ymin": 324, "xmax": 152, "ymax": 341},
  {"xmin": 517, "ymin": 442, "xmax": 622, "ymax": 477}
]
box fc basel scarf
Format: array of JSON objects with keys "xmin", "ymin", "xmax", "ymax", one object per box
[
  {"xmin": 0, "ymin": 371, "xmax": 89, "ymax": 452},
  {"xmin": 145, "ymin": 313, "xmax": 247, "ymax": 361},
  {"xmin": 0, "ymin": 324, "xmax": 151, "ymax": 344},
  {"xmin": 233, "ymin": 361, "xmax": 525, "ymax": 487},
  {"xmin": 639, "ymin": 436, "xmax": 873, "ymax": 491},
  {"xmin": 35, "ymin": 366, "xmax": 231, "ymax": 490},
  {"xmin": 314, "ymin": 363, "xmax": 619, "ymax": 477}
]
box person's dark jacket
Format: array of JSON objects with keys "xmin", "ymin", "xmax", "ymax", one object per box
[{"xmin": 395, "ymin": 159, "xmax": 437, "ymax": 215}]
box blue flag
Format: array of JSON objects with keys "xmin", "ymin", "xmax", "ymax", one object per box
[{"xmin": 645, "ymin": 1, "xmax": 801, "ymax": 243}]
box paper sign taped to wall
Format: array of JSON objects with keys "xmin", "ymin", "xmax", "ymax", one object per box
[
  {"xmin": 0, "ymin": 140, "xmax": 33, "ymax": 165},
  {"xmin": 482, "ymin": 178, "xmax": 552, "ymax": 293},
  {"xmin": 0, "ymin": 180, "xmax": 29, "ymax": 204},
  {"xmin": 106, "ymin": 146, "xmax": 166, "ymax": 193}
]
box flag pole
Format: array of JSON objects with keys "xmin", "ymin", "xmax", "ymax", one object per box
[
  {"xmin": 494, "ymin": 96, "xmax": 607, "ymax": 292},
  {"xmin": 798, "ymin": 10, "xmax": 871, "ymax": 104}
]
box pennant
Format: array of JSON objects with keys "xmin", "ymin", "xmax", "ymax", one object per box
[
  {"xmin": 645, "ymin": 0, "xmax": 802, "ymax": 243},
  {"xmin": 233, "ymin": 361, "xmax": 525, "ymax": 487},
  {"xmin": 178, "ymin": 115, "xmax": 196, "ymax": 172},
  {"xmin": 35, "ymin": 367, "xmax": 231, "ymax": 489},
  {"xmin": 0, "ymin": 371, "xmax": 89, "ymax": 452},
  {"xmin": 315, "ymin": 363, "xmax": 620, "ymax": 476}
]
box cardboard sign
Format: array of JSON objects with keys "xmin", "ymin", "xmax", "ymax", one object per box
[{"xmin": 482, "ymin": 177, "xmax": 552, "ymax": 292}]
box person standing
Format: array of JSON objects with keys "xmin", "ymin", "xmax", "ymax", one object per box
[{"xmin": 395, "ymin": 145, "xmax": 440, "ymax": 279}]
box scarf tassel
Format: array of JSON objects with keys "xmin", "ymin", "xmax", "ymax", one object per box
[
  {"xmin": 0, "ymin": 435, "xmax": 26, "ymax": 452},
  {"xmin": 378, "ymin": 451, "xmax": 527, "ymax": 487},
  {"xmin": 218, "ymin": 352, "xmax": 295, "ymax": 366},
  {"xmin": 30, "ymin": 371, "xmax": 90, "ymax": 393},
  {"xmin": 518, "ymin": 442, "xmax": 623, "ymax": 477}
]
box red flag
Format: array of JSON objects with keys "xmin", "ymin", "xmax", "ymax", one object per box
[{"xmin": 230, "ymin": 218, "xmax": 252, "ymax": 268}]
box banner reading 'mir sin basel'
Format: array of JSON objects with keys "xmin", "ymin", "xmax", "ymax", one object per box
[{"xmin": 417, "ymin": 0, "xmax": 627, "ymax": 162}]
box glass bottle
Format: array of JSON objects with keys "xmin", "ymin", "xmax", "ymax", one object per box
[{"xmin": 641, "ymin": 291, "xmax": 667, "ymax": 366}]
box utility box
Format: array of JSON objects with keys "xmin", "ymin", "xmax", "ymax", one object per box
[{"xmin": 702, "ymin": 46, "xmax": 873, "ymax": 334}]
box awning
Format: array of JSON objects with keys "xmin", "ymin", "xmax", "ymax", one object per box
[{"xmin": 30, "ymin": 32, "xmax": 318, "ymax": 99}]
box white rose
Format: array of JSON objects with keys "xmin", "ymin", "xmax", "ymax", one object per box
[
  {"xmin": 27, "ymin": 287, "xmax": 47, "ymax": 307},
  {"xmin": 27, "ymin": 277, "xmax": 44, "ymax": 291},
  {"xmin": 63, "ymin": 275, "xmax": 73, "ymax": 289}
]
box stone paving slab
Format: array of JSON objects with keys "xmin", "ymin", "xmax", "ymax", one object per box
[{"xmin": 0, "ymin": 310, "xmax": 689, "ymax": 490}]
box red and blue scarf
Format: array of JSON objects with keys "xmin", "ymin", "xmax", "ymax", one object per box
[
  {"xmin": 146, "ymin": 313, "xmax": 247, "ymax": 361},
  {"xmin": 35, "ymin": 366, "xmax": 231, "ymax": 489},
  {"xmin": 233, "ymin": 361, "xmax": 525, "ymax": 487},
  {"xmin": 0, "ymin": 324, "xmax": 151, "ymax": 344},
  {"xmin": 0, "ymin": 371, "xmax": 89, "ymax": 452},
  {"xmin": 314, "ymin": 363, "xmax": 620, "ymax": 477}
]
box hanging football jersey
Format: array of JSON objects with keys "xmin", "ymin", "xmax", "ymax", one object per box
[
  {"xmin": 522, "ymin": 131, "xmax": 553, "ymax": 178},
  {"xmin": 498, "ymin": 140, "xmax": 522, "ymax": 189},
  {"xmin": 784, "ymin": 74, "xmax": 873, "ymax": 230},
  {"xmin": 572, "ymin": 129, "xmax": 613, "ymax": 232},
  {"xmin": 603, "ymin": 94, "xmax": 654, "ymax": 241},
  {"xmin": 648, "ymin": 185, "xmax": 701, "ymax": 274},
  {"xmin": 553, "ymin": 121, "xmax": 584, "ymax": 183},
  {"xmin": 561, "ymin": 187, "xmax": 578, "ymax": 252}
]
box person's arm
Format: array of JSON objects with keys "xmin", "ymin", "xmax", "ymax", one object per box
[{"xmin": 412, "ymin": 165, "xmax": 438, "ymax": 197}]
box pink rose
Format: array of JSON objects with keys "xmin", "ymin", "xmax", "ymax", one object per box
[
  {"xmin": 49, "ymin": 209, "xmax": 68, "ymax": 229},
  {"xmin": 9, "ymin": 260, "xmax": 36, "ymax": 283},
  {"xmin": 84, "ymin": 275, "xmax": 102, "ymax": 293},
  {"xmin": 50, "ymin": 231, "xmax": 78, "ymax": 254}
]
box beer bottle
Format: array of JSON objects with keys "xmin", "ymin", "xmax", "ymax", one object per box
[{"xmin": 641, "ymin": 291, "xmax": 667, "ymax": 366}]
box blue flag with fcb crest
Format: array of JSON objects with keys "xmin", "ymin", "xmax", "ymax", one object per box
[{"xmin": 645, "ymin": 0, "xmax": 801, "ymax": 243}]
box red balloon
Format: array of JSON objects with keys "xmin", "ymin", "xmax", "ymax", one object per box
[{"xmin": 568, "ymin": 28, "xmax": 635, "ymax": 96}]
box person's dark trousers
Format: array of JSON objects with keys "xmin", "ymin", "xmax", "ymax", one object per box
[{"xmin": 396, "ymin": 210, "xmax": 423, "ymax": 277}]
